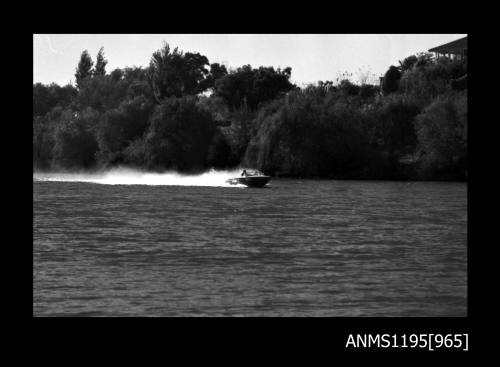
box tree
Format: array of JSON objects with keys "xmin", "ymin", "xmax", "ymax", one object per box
[
  {"xmin": 201, "ymin": 63, "xmax": 228, "ymax": 91},
  {"xmin": 33, "ymin": 109, "xmax": 62, "ymax": 170},
  {"xmin": 143, "ymin": 97, "xmax": 216, "ymax": 171},
  {"xmin": 244, "ymin": 89, "xmax": 374, "ymax": 177},
  {"xmin": 214, "ymin": 65, "xmax": 294, "ymax": 110},
  {"xmin": 251, "ymin": 66, "xmax": 294, "ymax": 108},
  {"xmin": 398, "ymin": 55, "xmax": 418, "ymax": 72},
  {"xmin": 94, "ymin": 47, "xmax": 108, "ymax": 76},
  {"xmin": 75, "ymin": 50, "xmax": 94, "ymax": 89},
  {"xmin": 76, "ymin": 75, "xmax": 115, "ymax": 112},
  {"xmin": 96, "ymin": 96, "xmax": 154, "ymax": 165},
  {"xmin": 33, "ymin": 83, "xmax": 77, "ymax": 117},
  {"xmin": 209, "ymin": 63, "xmax": 228, "ymax": 81},
  {"xmin": 358, "ymin": 84, "xmax": 379, "ymax": 99},
  {"xmin": 415, "ymin": 93, "xmax": 467, "ymax": 179},
  {"xmin": 376, "ymin": 98, "xmax": 420, "ymax": 160},
  {"xmin": 399, "ymin": 57, "xmax": 467, "ymax": 106},
  {"xmin": 207, "ymin": 131, "xmax": 233, "ymax": 168},
  {"xmin": 33, "ymin": 83, "xmax": 51, "ymax": 117},
  {"xmin": 52, "ymin": 108, "xmax": 99, "ymax": 168},
  {"xmin": 337, "ymin": 79, "xmax": 360, "ymax": 96},
  {"xmin": 110, "ymin": 68, "xmax": 124, "ymax": 82},
  {"xmin": 125, "ymin": 67, "xmax": 154, "ymax": 100},
  {"xmin": 76, "ymin": 67, "xmax": 152, "ymax": 112},
  {"xmin": 381, "ymin": 65, "xmax": 402, "ymax": 95},
  {"xmin": 147, "ymin": 42, "xmax": 210, "ymax": 102}
]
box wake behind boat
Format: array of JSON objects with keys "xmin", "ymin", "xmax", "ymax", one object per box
[{"xmin": 226, "ymin": 169, "xmax": 271, "ymax": 188}]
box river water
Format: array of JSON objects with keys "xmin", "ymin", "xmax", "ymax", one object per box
[{"xmin": 33, "ymin": 171, "xmax": 467, "ymax": 316}]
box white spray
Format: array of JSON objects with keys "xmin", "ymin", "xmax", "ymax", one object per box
[{"xmin": 33, "ymin": 167, "xmax": 246, "ymax": 187}]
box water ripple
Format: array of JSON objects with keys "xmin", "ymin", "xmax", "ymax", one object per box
[{"xmin": 33, "ymin": 179, "xmax": 467, "ymax": 316}]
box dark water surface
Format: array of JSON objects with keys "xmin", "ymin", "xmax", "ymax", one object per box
[{"xmin": 33, "ymin": 179, "xmax": 467, "ymax": 316}]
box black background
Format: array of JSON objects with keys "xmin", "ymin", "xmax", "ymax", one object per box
[{"xmin": 18, "ymin": 3, "xmax": 487, "ymax": 359}]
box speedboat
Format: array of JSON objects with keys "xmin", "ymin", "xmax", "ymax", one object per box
[{"xmin": 226, "ymin": 169, "xmax": 271, "ymax": 188}]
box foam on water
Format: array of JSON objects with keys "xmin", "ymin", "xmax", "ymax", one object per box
[{"xmin": 33, "ymin": 167, "xmax": 246, "ymax": 187}]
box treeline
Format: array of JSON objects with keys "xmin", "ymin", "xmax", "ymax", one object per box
[{"xmin": 33, "ymin": 43, "xmax": 467, "ymax": 180}]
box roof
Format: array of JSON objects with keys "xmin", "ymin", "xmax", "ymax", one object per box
[{"xmin": 428, "ymin": 37, "xmax": 467, "ymax": 54}]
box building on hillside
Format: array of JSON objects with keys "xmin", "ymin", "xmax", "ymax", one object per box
[{"xmin": 428, "ymin": 36, "xmax": 467, "ymax": 60}]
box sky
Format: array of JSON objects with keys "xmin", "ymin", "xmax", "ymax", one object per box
[{"xmin": 33, "ymin": 34, "xmax": 466, "ymax": 87}]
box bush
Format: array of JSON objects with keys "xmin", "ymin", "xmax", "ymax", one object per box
[
  {"xmin": 399, "ymin": 58, "xmax": 467, "ymax": 106},
  {"xmin": 338, "ymin": 79, "xmax": 361, "ymax": 96},
  {"xmin": 376, "ymin": 97, "xmax": 420, "ymax": 158},
  {"xmin": 214, "ymin": 65, "xmax": 294, "ymax": 110},
  {"xmin": 96, "ymin": 96, "xmax": 154, "ymax": 165},
  {"xmin": 52, "ymin": 108, "xmax": 99, "ymax": 169},
  {"xmin": 33, "ymin": 83, "xmax": 77, "ymax": 117},
  {"xmin": 33, "ymin": 106, "xmax": 71, "ymax": 169},
  {"xmin": 143, "ymin": 97, "xmax": 216, "ymax": 171},
  {"xmin": 243, "ymin": 89, "xmax": 375, "ymax": 178},
  {"xmin": 33, "ymin": 116, "xmax": 54, "ymax": 170},
  {"xmin": 207, "ymin": 131, "xmax": 234, "ymax": 168},
  {"xmin": 415, "ymin": 92, "xmax": 467, "ymax": 179},
  {"xmin": 358, "ymin": 84, "xmax": 379, "ymax": 99}
]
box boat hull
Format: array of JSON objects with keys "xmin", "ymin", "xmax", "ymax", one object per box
[{"xmin": 229, "ymin": 176, "xmax": 271, "ymax": 187}]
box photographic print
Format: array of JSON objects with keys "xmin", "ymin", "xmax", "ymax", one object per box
[{"xmin": 33, "ymin": 34, "xmax": 467, "ymax": 318}]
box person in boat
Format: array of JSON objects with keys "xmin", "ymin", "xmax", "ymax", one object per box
[{"xmin": 241, "ymin": 169, "xmax": 247, "ymax": 177}]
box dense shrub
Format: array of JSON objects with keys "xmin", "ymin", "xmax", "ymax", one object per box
[
  {"xmin": 77, "ymin": 74, "xmax": 133, "ymax": 112},
  {"xmin": 52, "ymin": 108, "xmax": 99, "ymax": 169},
  {"xmin": 358, "ymin": 84, "xmax": 379, "ymax": 99},
  {"xmin": 142, "ymin": 97, "xmax": 216, "ymax": 171},
  {"xmin": 376, "ymin": 97, "xmax": 421, "ymax": 158},
  {"xmin": 338, "ymin": 79, "xmax": 361, "ymax": 96},
  {"xmin": 415, "ymin": 92, "xmax": 467, "ymax": 180},
  {"xmin": 96, "ymin": 96, "xmax": 154, "ymax": 166},
  {"xmin": 214, "ymin": 65, "xmax": 294, "ymax": 110},
  {"xmin": 244, "ymin": 89, "xmax": 376, "ymax": 178},
  {"xmin": 207, "ymin": 131, "xmax": 234, "ymax": 168},
  {"xmin": 399, "ymin": 58, "xmax": 467, "ymax": 106},
  {"xmin": 33, "ymin": 83, "xmax": 77, "ymax": 117},
  {"xmin": 33, "ymin": 115, "xmax": 57, "ymax": 170}
]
